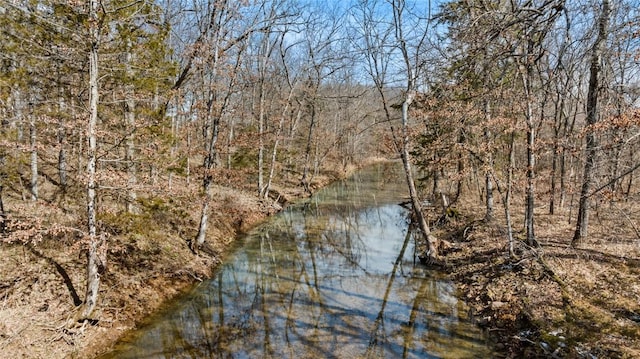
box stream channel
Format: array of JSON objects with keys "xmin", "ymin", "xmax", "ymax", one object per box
[{"xmin": 101, "ymin": 162, "xmax": 494, "ymax": 358}]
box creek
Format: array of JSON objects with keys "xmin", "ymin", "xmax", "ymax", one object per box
[{"xmin": 100, "ymin": 162, "xmax": 494, "ymax": 358}]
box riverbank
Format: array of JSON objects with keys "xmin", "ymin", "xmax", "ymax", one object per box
[
  {"xmin": 3, "ymin": 160, "xmax": 638, "ymax": 358},
  {"xmin": 0, "ymin": 160, "xmax": 381, "ymax": 359},
  {"xmin": 436, "ymin": 197, "xmax": 640, "ymax": 358}
]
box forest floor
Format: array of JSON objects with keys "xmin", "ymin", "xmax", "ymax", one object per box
[
  {"xmin": 0, "ymin": 160, "xmax": 369, "ymax": 359},
  {"xmin": 437, "ymin": 195, "xmax": 640, "ymax": 358},
  {"xmin": 2, "ymin": 162, "xmax": 639, "ymax": 359}
]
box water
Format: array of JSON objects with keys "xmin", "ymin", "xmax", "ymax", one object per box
[{"xmin": 101, "ymin": 162, "xmax": 493, "ymax": 358}]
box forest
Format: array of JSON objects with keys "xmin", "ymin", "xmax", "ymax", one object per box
[{"xmin": 0, "ymin": 0, "xmax": 639, "ymax": 357}]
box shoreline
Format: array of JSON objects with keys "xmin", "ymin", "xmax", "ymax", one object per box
[
  {"xmin": 2, "ymin": 159, "xmax": 637, "ymax": 358},
  {"xmin": 435, "ymin": 201, "xmax": 640, "ymax": 358}
]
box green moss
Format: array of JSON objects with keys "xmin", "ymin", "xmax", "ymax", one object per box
[
  {"xmin": 619, "ymin": 324, "xmax": 640, "ymax": 339},
  {"xmin": 99, "ymin": 196, "xmax": 187, "ymax": 244},
  {"xmin": 445, "ymin": 207, "xmax": 460, "ymax": 218},
  {"xmin": 231, "ymin": 148, "xmax": 257, "ymax": 169},
  {"xmin": 99, "ymin": 211, "xmax": 150, "ymax": 236},
  {"xmin": 138, "ymin": 197, "xmax": 169, "ymax": 212}
]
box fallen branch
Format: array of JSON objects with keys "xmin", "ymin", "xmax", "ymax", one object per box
[
  {"xmin": 611, "ymin": 202, "xmax": 640, "ymax": 242},
  {"xmin": 588, "ymin": 161, "xmax": 640, "ymax": 198}
]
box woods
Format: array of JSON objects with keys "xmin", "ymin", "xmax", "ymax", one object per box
[
  {"xmin": 0, "ymin": 0, "xmax": 639, "ymax": 357},
  {"xmin": 425, "ymin": 0, "xmax": 639, "ymax": 248}
]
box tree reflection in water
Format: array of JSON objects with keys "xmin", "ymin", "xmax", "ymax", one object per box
[{"xmin": 100, "ymin": 162, "xmax": 493, "ymax": 358}]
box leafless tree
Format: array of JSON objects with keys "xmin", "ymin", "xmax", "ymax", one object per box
[{"xmin": 573, "ymin": 0, "xmax": 611, "ymax": 245}]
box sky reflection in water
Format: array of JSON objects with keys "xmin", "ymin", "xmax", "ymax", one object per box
[{"xmin": 102, "ymin": 162, "xmax": 493, "ymax": 359}]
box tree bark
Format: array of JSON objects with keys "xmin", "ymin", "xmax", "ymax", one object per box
[
  {"xmin": 79, "ymin": 0, "xmax": 102, "ymax": 320},
  {"xmin": 124, "ymin": 41, "xmax": 137, "ymax": 214},
  {"xmin": 256, "ymin": 27, "xmax": 276, "ymax": 198},
  {"xmin": 263, "ymin": 78, "xmax": 297, "ymax": 200},
  {"xmin": 402, "ymin": 93, "xmax": 438, "ymax": 261},
  {"xmin": 257, "ymin": 70, "xmax": 266, "ymax": 197},
  {"xmin": 194, "ymin": 177, "xmax": 212, "ymax": 250},
  {"xmin": 194, "ymin": 30, "xmax": 223, "ymax": 250},
  {"xmin": 483, "ymin": 100, "xmax": 494, "ymax": 221},
  {"xmin": 390, "ymin": 0, "xmax": 439, "ymax": 261},
  {"xmin": 521, "ymin": 60, "xmax": 536, "ymax": 246},
  {"xmin": 505, "ymin": 131, "xmax": 516, "ymax": 257},
  {"xmin": 57, "ymin": 80, "xmax": 67, "ymax": 189},
  {"xmin": 550, "ymin": 135, "xmax": 558, "ymax": 215},
  {"xmin": 573, "ymin": 0, "xmax": 610, "ymax": 246},
  {"xmin": 455, "ymin": 131, "xmax": 465, "ymax": 203},
  {"xmin": 193, "ymin": 45, "xmax": 240, "ymax": 249},
  {"xmin": 300, "ymin": 100, "xmax": 316, "ymax": 194},
  {"xmin": 0, "ymin": 184, "xmax": 5, "ymax": 233},
  {"xmin": 29, "ymin": 107, "xmax": 37, "ymax": 201},
  {"xmin": 194, "ymin": 112, "xmax": 221, "ymax": 250}
]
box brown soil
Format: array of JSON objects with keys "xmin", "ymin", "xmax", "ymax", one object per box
[{"xmin": 435, "ymin": 195, "xmax": 640, "ymax": 358}]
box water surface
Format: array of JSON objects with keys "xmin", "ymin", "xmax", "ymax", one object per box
[{"xmin": 102, "ymin": 162, "xmax": 493, "ymax": 358}]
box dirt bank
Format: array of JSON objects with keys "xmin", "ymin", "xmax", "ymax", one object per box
[
  {"xmin": 0, "ymin": 161, "xmax": 372, "ymax": 359},
  {"xmin": 4, "ymin": 159, "xmax": 637, "ymax": 359},
  {"xmin": 435, "ymin": 197, "xmax": 640, "ymax": 358}
]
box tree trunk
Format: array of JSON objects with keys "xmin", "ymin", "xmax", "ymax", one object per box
[
  {"xmin": 192, "ymin": 31, "xmax": 242, "ymax": 248},
  {"xmin": 263, "ymin": 82, "xmax": 296, "ymax": 200},
  {"xmin": 625, "ymin": 142, "xmax": 636, "ymax": 198},
  {"xmin": 521, "ymin": 64, "xmax": 536, "ymax": 246},
  {"xmin": 389, "ymin": 0, "xmax": 439, "ymax": 262},
  {"xmin": 483, "ymin": 100, "xmax": 494, "ymax": 221},
  {"xmin": 124, "ymin": 43, "xmax": 137, "ymax": 214},
  {"xmin": 0, "ymin": 184, "xmax": 5, "ymax": 233},
  {"xmin": 573, "ymin": 0, "xmax": 610, "ymax": 246},
  {"xmin": 301, "ymin": 101, "xmax": 316, "ymax": 194},
  {"xmin": 402, "ymin": 93, "xmax": 438, "ymax": 261},
  {"xmin": 13, "ymin": 89, "xmax": 24, "ymax": 143},
  {"xmin": 79, "ymin": 0, "xmax": 102, "ymax": 320},
  {"xmin": 194, "ymin": 114, "xmax": 220, "ymax": 250},
  {"xmin": 550, "ymin": 137, "xmax": 558, "ymax": 215},
  {"xmin": 257, "ymin": 77, "xmax": 265, "ymax": 197},
  {"xmin": 193, "ymin": 74, "xmax": 221, "ymax": 250},
  {"xmin": 549, "ymin": 86, "xmax": 565, "ymax": 215},
  {"xmin": 58, "ymin": 136, "xmax": 67, "ymax": 189},
  {"xmin": 610, "ymin": 135, "xmax": 624, "ymax": 194},
  {"xmin": 57, "ymin": 85, "xmax": 67, "ymax": 189},
  {"xmin": 560, "ymin": 102, "xmax": 578, "ymax": 210},
  {"xmin": 194, "ymin": 177, "xmax": 211, "ymax": 250},
  {"xmin": 455, "ymin": 131, "xmax": 465, "ymax": 203},
  {"xmin": 226, "ymin": 114, "xmax": 234, "ymax": 171},
  {"xmin": 29, "ymin": 108, "xmax": 38, "ymax": 201},
  {"xmin": 186, "ymin": 123, "xmax": 191, "ymax": 185},
  {"xmin": 485, "ymin": 162, "xmax": 494, "ymax": 221},
  {"xmin": 505, "ymin": 131, "xmax": 516, "ymax": 257}
]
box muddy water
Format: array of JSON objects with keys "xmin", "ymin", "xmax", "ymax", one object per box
[{"xmin": 101, "ymin": 162, "xmax": 493, "ymax": 358}]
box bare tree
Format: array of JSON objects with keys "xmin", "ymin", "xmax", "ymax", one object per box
[
  {"xmin": 78, "ymin": 0, "xmax": 103, "ymax": 321},
  {"xmin": 193, "ymin": 26, "xmax": 245, "ymax": 251},
  {"xmin": 262, "ymin": 29, "xmax": 302, "ymax": 200},
  {"xmin": 391, "ymin": 0, "xmax": 440, "ymax": 261},
  {"xmin": 298, "ymin": 4, "xmax": 347, "ymax": 194},
  {"xmin": 573, "ymin": 0, "xmax": 611, "ymax": 245},
  {"xmin": 191, "ymin": 0, "xmax": 290, "ymax": 250}
]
